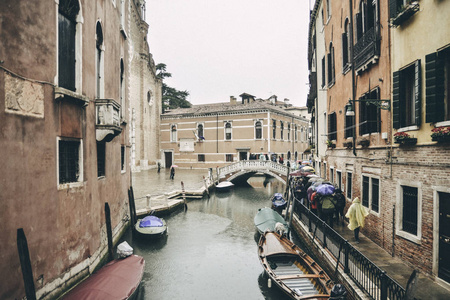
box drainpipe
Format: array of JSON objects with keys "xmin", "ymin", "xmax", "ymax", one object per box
[
  {"xmin": 216, "ymin": 113, "xmax": 218, "ymax": 153},
  {"xmin": 267, "ymin": 111, "xmax": 271, "ymax": 153}
]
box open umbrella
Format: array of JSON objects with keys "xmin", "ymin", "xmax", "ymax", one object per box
[
  {"xmin": 307, "ymin": 174, "xmax": 319, "ymax": 178},
  {"xmin": 316, "ymin": 184, "xmax": 335, "ymax": 196},
  {"xmin": 302, "ymin": 166, "xmax": 315, "ymax": 173}
]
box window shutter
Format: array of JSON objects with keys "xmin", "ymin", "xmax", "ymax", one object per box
[
  {"xmin": 342, "ymin": 33, "xmax": 348, "ymax": 68},
  {"xmin": 332, "ymin": 46, "xmax": 335, "ymax": 83},
  {"xmin": 389, "ymin": 0, "xmax": 398, "ymax": 19},
  {"xmin": 356, "ymin": 13, "xmax": 362, "ymax": 41},
  {"xmin": 414, "ymin": 60, "xmax": 421, "ymax": 126},
  {"xmin": 393, "ymin": 71, "xmax": 400, "ymax": 129},
  {"xmin": 327, "ymin": 114, "xmax": 331, "ymax": 140},
  {"xmin": 425, "ymin": 52, "xmax": 445, "ymax": 123}
]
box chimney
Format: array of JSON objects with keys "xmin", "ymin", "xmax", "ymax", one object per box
[
  {"xmin": 284, "ymin": 98, "xmax": 290, "ymax": 106},
  {"xmin": 230, "ymin": 96, "xmax": 237, "ymax": 105}
]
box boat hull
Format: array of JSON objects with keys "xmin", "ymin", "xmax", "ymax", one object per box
[
  {"xmin": 134, "ymin": 218, "xmax": 167, "ymax": 238},
  {"xmin": 258, "ymin": 232, "xmax": 332, "ymax": 300}
]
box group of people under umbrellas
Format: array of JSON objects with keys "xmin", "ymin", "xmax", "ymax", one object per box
[{"xmin": 289, "ymin": 164, "xmax": 369, "ymax": 242}]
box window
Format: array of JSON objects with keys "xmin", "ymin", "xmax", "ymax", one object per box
[
  {"xmin": 225, "ymin": 122, "xmax": 232, "ymax": 140},
  {"xmin": 120, "ymin": 59, "xmax": 124, "ymax": 119},
  {"xmin": 345, "ymin": 106, "xmax": 354, "ymax": 138},
  {"xmin": 255, "ymin": 121, "xmax": 262, "ymax": 139},
  {"xmin": 280, "ymin": 122, "xmax": 284, "ymax": 140},
  {"xmin": 393, "ymin": 61, "xmax": 421, "ymax": 129},
  {"xmin": 59, "ymin": 139, "xmax": 81, "ymax": 184},
  {"xmin": 346, "ymin": 172, "xmax": 353, "ymax": 199},
  {"xmin": 396, "ymin": 181, "xmax": 422, "ymax": 243},
  {"xmin": 96, "ymin": 22, "xmax": 104, "ymax": 99},
  {"xmin": 197, "ymin": 124, "xmax": 204, "ymax": 139},
  {"xmin": 342, "ymin": 19, "xmax": 350, "ymax": 72},
  {"xmin": 171, "ymin": 125, "xmax": 177, "ymax": 142},
  {"xmin": 58, "ymin": 0, "xmax": 80, "ymax": 91},
  {"xmin": 272, "ymin": 120, "xmax": 276, "ymax": 139},
  {"xmin": 321, "ymin": 56, "xmax": 326, "ymax": 88},
  {"xmin": 426, "ymin": 48, "xmax": 450, "ymax": 123},
  {"xmin": 359, "ymin": 88, "xmax": 381, "ymax": 134},
  {"xmin": 226, "ymin": 154, "xmax": 233, "ymax": 162},
  {"xmin": 295, "ymin": 125, "xmax": 298, "ymax": 141},
  {"xmin": 328, "ymin": 112, "xmax": 337, "ymax": 141},
  {"xmin": 402, "ymin": 186, "xmax": 418, "ymax": 235},
  {"xmin": 287, "ymin": 123, "xmax": 291, "ymax": 141},
  {"xmin": 356, "ymin": 0, "xmax": 377, "ymax": 42},
  {"xmin": 336, "ymin": 171, "xmax": 342, "ymax": 190},
  {"xmin": 330, "ymin": 167, "xmax": 334, "ymax": 183},
  {"xmin": 327, "ymin": 43, "xmax": 335, "ymax": 86},
  {"xmin": 198, "ymin": 154, "xmax": 205, "ymax": 162},
  {"xmin": 97, "ymin": 141, "xmax": 105, "ymax": 177},
  {"xmin": 354, "ymin": 0, "xmax": 379, "ymax": 70},
  {"xmin": 361, "ymin": 176, "xmax": 380, "ymax": 212},
  {"xmin": 389, "ymin": 0, "xmax": 419, "ymax": 25},
  {"xmin": 147, "ymin": 90, "xmax": 153, "ymax": 106},
  {"xmin": 121, "ymin": 145, "xmax": 125, "ymax": 172}
]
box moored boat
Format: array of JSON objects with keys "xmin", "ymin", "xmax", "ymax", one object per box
[
  {"xmin": 216, "ymin": 181, "xmax": 234, "ymax": 192},
  {"xmin": 271, "ymin": 193, "xmax": 287, "ymax": 211},
  {"xmin": 134, "ymin": 215, "xmax": 167, "ymax": 238},
  {"xmin": 62, "ymin": 254, "xmax": 145, "ymax": 299},
  {"xmin": 254, "ymin": 207, "xmax": 289, "ymax": 235},
  {"xmin": 258, "ymin": 231, "xmax": 334, "ymax": 299}
]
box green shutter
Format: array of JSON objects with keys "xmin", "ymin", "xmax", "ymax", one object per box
[
  {"xmin": 425, "ymin": 52, "xmax": 445, "ymax": 123},
  {"xmin": 414, "ymin": 60, "xmax": 421, "ymax": 126},
  {"xmin": 393, "ymin": 71, "xmax": 400, "ymax": 129},
  {"xmin": 389, "ymin": 0, "xmax": 398, "ymax": 19}
]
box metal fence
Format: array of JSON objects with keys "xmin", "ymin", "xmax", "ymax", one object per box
[{"xmin": 293, "ymin": 199, "xmax": 406, "ymax": 300}]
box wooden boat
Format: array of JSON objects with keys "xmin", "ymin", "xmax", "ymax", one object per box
[
  {"xmin": 271, "ymin": 193, "xmax": 287, "ymax": 210},
  {"xmin": 258, "ymin": 231, "xmax": 333, "ymax": 299},
  {"xmin": 134, "ymin": 215, "xmax": 167, "ymax": 238},
  {"xmin": 62, "ymin": 255, "xmax": 145, "ymax": 299},
  {"xmin": 254, "ymin": 207, "xmax": 289, "ymax": 235},
  {"xmin": 216, "ymin": 181, "xmax": 234, "ymax": 192}
]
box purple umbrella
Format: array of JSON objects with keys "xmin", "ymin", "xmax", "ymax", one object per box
[{"xmin": 316, "ymin": 184, "xmax": 335, "ymax": 196}]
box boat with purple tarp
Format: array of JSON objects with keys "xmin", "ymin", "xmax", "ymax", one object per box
[
  {"xmin": 62, "ymin": 254, "xmax": 145, "ymax": 300},
  {"xmin": 271, "ymin": 193, "xmax": 287, "ymax": 211},
  {"xmin": 134, "ymin": 215, "xmax": 167, "ymax": 238}
]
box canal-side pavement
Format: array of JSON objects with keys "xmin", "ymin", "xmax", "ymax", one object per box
[{"xmin": 132, "ymin": 169, "xmax": 450, "ymax": 300}]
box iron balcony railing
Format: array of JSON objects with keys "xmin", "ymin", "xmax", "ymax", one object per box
[
  {"xmin": 293, "ymin": 198, "xmax": 405, "ymax": 300},
  {"xmin": 354, "ymin": 26, "xmax": 380, "ymax": 71}
]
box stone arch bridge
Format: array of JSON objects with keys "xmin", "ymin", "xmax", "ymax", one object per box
[{"xmin": 217, "ymin": 161, "xmax": 289, "ymax": 185}]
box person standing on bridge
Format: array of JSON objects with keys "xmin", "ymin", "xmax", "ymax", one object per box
[{"xmin": 345, "ymin": 197, "xmax": 369, "ymax": 243}]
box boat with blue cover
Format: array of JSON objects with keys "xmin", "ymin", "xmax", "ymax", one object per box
[
  {"xmin": 271, "ymin": 193, "xmax": 287, "ymax": 210},
  {"xmin": 134, "ymin": 215, "xmax": 167, "ymax": 238}
]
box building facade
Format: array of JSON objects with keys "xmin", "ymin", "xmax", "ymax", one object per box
[
  {"xmin": 160, "ymin": 94, "xmax": 310, "ymax": 170},
  {"xmin": 0, "ymin": 0, "xmax": 155, "ymax": 298},
  {"xmin": 308, "ymin": 0, "xmax": 450, "ymax": 285},
  {"xmin": 128, "ymin": 0, "xmax": 162, "ymax": 172}
]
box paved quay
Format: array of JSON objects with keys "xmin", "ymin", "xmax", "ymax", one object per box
[
  {"xmin": 131, "ymin": 169, "xmax": 450, "ymax": 299},
  {"xmin": 326, "ymin": 221, "xmax": 450, "ymax": 300}
]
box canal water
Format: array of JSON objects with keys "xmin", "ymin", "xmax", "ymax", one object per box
[{"xmin": 120, "ymin": 169, "xmax": 297, "ymax": 300}]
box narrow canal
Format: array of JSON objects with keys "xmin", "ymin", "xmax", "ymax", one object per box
[{"xmin": 119, "ymin": 169, "xmax": 301, "ymax": 300}]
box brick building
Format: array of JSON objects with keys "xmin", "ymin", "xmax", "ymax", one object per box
[{"xmin": 308, "ymin": 0, "xmax": 450, "ymax": 285}]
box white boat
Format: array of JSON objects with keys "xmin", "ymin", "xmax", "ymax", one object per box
[{"xmin": 216, "ymin": 181, "xmax": 234, "ymax": 192}]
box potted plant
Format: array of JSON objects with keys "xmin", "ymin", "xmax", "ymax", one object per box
[
  {"xmin": 326, "ymin": 140, "xmax": 336, "ymax": 149},
  {"xmin": 343, "ymin": 140, "xmax": 353, "ymax": 149},
  {"xmin": 431, "ymin": 126, "xmax": 450, "ymax": 142},
  {"xmin": 394, "ymin": 132, "xmax": 417, "ymax": 145}
]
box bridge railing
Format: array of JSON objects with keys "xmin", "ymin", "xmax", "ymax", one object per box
[{"xmin": 217, "ymin": 160, "xmax": 288, "ymax": 179}]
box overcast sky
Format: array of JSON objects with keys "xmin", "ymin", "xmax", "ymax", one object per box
[{"xmin": 146, "ymin": 0, "xmax": 311, "ymax": 107}]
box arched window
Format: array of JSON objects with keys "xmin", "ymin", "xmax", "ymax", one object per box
[
  {"xmin": 327, "ymin": 42, "xmax": 335, "ymax": 86},
  {"xmin": 280, "ymin": 122, "xmax": 284, "ymax": 140},
  {"xmin": 197, "ymin": 124, "xmax": 204, "ymax": 139},
  {"xmin": 287, "ymin": 151, "xmax": 291, "ymax": 160},
  {"xmin": 225, "ymin": 122, "xmax": 232, "ymax": 140},
  {"xmin": 272, "ymin": 120, "xmax": 277, "ymax": 139},
  {"xmin": 96, "ymin": 21, "xmax": 104, "ymax": 99},
  {"xmin": 294, "ymin": 151, "xmax": 298, "ymax": 161},
  {"xmin": 171, "ymin": 125, "xmax": 177, "ymax": 142},
  {"xmin": 147, "ymin": 90, "xmax": 153, "ymax": 106},
  {"xmin": 255, "ymin": 121, "xmax": 262, "ymax": 139},
  {"xmin": 287, "ymin": 123, "xmax": 291, "ymax": 140},
  {"xmin": 295, "ymin": 124, "xmax": 298, "ymax": 141},
  {"xmin": 120, "ymin": 59, "xmax": 124, "ymax": 118},
  {"xmin": 342, "ymin": 19, "xmax": 350, "ymax": 70},
  {"xmin": 58, "ymin": 0, "xmax": 80, "ymax": 91}
]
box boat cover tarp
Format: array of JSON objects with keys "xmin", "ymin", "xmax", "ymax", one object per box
[
  {"xmin": 140, "ymin": 215, "xmax": 164, "ymax": 228},
  {"xmin": 63, "ymin": 255, "xmax": 145, "ymax": 300},
  {"xmin": 254, "ymin": 207, "xmax": 287, "ymax": 233}
]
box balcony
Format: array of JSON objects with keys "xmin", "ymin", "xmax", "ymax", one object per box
[
  {"xmin": 95, "ymin": 99, "xmax": 122, "ymax": 142},
  {"xmin": 391, "ymin": 2, "xmax": 419, "ymax": 28},
  {"xmin": 354, "ymin": 26, "xmax": 380, "ymax": 72}
]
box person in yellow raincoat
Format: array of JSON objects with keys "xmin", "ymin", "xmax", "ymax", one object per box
[{"xmin": 345, "ymin": 197, "xmax": 368, "ymax": 243}]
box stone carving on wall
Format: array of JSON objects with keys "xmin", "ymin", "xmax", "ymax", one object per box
[{"xmin": 5, "ymin": 72, "xmax": 44, "ymax": 118}]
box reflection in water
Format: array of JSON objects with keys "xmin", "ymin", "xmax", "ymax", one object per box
[{"xmin": 119, "ymin": 174, "xmax": 301, "ymax": 300}]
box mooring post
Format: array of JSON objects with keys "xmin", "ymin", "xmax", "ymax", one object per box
[
  {"xmin": 17, "ymin": 228, "xmax": 36, "ymax": 300},
  {"xmin": 203, "ymin": 176, "xmax": 210, "ymax": 199},
  {"xmin": 146, "ymin": 194, "xmax": 151, "ymax": 209},
  {"xmin": 105, "ymin": 203, "xmax": 114, "ymax": 261}
]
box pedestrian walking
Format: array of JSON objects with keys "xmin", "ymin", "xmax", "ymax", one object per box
[
  {"xmin": 334, "ymin": 188, "xmax": 346, "ymax": 225},
  {"xmin": 170, "ymin": 166, "xmax": 175, "ymax": 180},
  {"xmin": 319, "ymin": 194, "xmax": 336, "ymax": 228},
  {"xmin": 157, "ymin": 162, "xmax": 161, "ymax": 173},
  {"xmin": 345, "ymin": 197, "xmax": 369, "ymax": 243}
]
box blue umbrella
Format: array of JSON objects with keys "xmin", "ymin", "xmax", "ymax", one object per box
[{"xmin": 316, "ymin": 184, "xmax": 335, "ymax": 196}]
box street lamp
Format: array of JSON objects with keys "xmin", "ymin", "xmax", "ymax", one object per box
[{"xmin": 345, "ymin": 98, "xmax": 391, "ymax": 117}]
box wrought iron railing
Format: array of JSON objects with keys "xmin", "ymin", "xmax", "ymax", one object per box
[
  {"xmin": 293, "ymin": 198, "xmax": 406, "ymax": 300},
  {"xmin": 354, "ymin": 26, "xmax": 380, "ymax": 70}
]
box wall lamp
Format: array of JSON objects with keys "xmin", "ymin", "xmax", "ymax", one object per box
[{"xmin": 345, "ymin": 98, "xmax": 391, "ymax": 116}]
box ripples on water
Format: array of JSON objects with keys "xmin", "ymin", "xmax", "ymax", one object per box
[{"xmin": 120, "ymin": 172, "xmax": 295, "ymax": 300}]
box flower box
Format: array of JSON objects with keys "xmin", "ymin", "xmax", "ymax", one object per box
[
  {"xmin": 431, "ymin": 126, "xmax": 450, "ymax": 143},
  {"xmin": 357, "ymin": 139, "xmax": 370, "ymax": 147},
  {"xmin": 391, "ymin": 1, "xmax": 419, "ymax": 27},
  {"xmin": 395, "ymin": 137, "xmax": 417, "ymax": 146},
  {"xmin": 343, "ymin": 141, "xmax": 353, "ymax": 149}
]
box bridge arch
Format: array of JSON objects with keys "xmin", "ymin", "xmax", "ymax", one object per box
[{"xmin": 217, "ymin": 161, "xmax": 288, "ymax": 185}]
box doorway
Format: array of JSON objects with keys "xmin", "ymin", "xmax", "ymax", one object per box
[
  {"xmin": 439, "ymin": 192, "xmax": 450, "ymax": 283},
  {"xmin": 164, "ymin": 151, "xmax": 173, "ymax": 168},
  {"xmin": 239, "ymin": 151, "xmax": 248, "ymax": 161}
]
